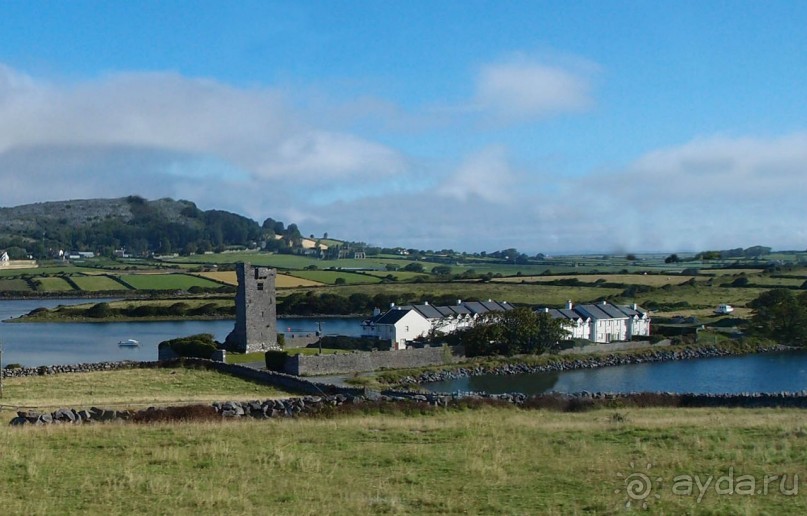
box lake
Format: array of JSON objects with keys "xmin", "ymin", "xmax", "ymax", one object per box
[
  {"xmin": 423, "ymin": 349, "xmax": 807, "ymax": 395},
  {"xmin": 0, "ymin": 298, "xmax": 363, "ymax": 367}
]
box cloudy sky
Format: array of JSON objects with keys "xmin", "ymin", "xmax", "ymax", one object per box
[{"xmin": 1, "ymin": 1, "xmax": 805, "ymax": 254}]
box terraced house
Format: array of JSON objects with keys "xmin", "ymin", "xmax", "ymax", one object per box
[
  {"xmin": 362, "ymin": 300, "xmax": 515, "ymax": 350},
  {"xmin": 541, "ymin": 301, "xmax": 651, "ymax": 343}
]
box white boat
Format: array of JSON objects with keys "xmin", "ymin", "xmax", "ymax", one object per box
[{"xmin": 117, "ymin": 339, "xmax": 140, "ymax": 347}]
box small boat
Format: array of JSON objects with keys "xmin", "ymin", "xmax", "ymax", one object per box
[{"xmin": 117, "ymin": 339, "xmax": 140, "ymax": 347}]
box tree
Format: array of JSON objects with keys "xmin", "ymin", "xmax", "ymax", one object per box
[
  {"xmin": 403, "ymin": 262, "xmax": 425, "ymax": 273},
  {"xmin": 749, "ymin": 289, "xmax": 807, "ymax": 346},
  {"xmin": 664, "ymin": 254, "xmax": 681, "ymax": 264},
  {"xmin": 460, "ymin": 307, "xmax": 570, "ymax": 357},
  {"xmin": 431, "ymin": 265, "xmax": 452, "ymax": 276}
]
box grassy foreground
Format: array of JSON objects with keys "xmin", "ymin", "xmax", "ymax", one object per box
[{"xmin": 1, "ymin": 406, "xmax": 806, "ymax": 513}]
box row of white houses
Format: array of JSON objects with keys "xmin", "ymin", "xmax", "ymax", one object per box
[
  {"xmin": 362, "ymin": 300, "xmax": 515, "ymax": 350},
  {"xmin": 362, "ymin": 299, "xmax": 651, "ymax": 349},
  {"xmin": 539, "ymin": 301, "xmax": 651, "ymax": 343}
]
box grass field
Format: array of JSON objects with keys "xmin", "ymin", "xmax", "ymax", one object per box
[
  {"xmin": 0, "ymin": 368, "xmax": 291, "ymax": 417},
  {"xmin": 117, "ymin": 273, "xmax": 223, "ymax": 290},
  {"xmin": 0, "ymin": 406, "xmax": 804, "ymax": 513},
  {"xmin": 303, "ymin": 282, "xmax": 625, "ymax": 305},
  {"xmin": 492, "ymin": 273, "xmax": 696, "ymax": 287},
  {"xmin": 0, "ymin": 278, "xmax": 31, "ymax": 291},
  {"xmin": 71, "ymin": 274, "xmax": 130, "ymax": 291},
  {"xmin": 33, "ymin": 276, "xmax": 76, "ymax": 291},
  {"xmin": 289, "ymin": 270, "xmax": 383, "ymax": 285}
]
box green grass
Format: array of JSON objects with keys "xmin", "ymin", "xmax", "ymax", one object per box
[
  {"xmin": 0, "ymin": 407, "xmax": 805, "ymax": 513},
  {"xmin": 71, "ymin": 275, "xmax": 130, "ymax": 291},
  {"xmin": 117, "ymin": 273, "xmax": 223, "ymax": 290},
  {"xmin": 0, "ymin": 278, "xmax": 32, "ymax": 291},
  {"xmin": 33, "ymin": 276, "xmax": 76, "ymax": 291},
  {"xmin": 0, "ymin": 368, "xmax": 291, "ymax": 417},
  {"xmin": 301, "ymin": 282, "xmax": 625, "ymax": 305},
  {"xmin": 289, "ymin": 270, "xmax": 382, "ymax": 285}
]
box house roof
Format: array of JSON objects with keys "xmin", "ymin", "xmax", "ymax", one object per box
[{"xmin": 370, "ymin": 300, "xmax": 514, "ymax": 325}]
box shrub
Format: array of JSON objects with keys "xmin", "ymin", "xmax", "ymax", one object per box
[
  {"xmin": 85, "ymin": 302, "xmax": 113, "ymax": 318},
  {"xmin": 158, "ymin": 333, "xmax": 218, "ymax": 359},
  {"xmin": 265, "ymin": 350, "xmax": 290, "ymax": 372}
]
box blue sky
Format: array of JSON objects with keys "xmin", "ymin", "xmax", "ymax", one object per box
[{"xmin": 1, "ymin": 1, "xmax": 805, "ymax": 253}]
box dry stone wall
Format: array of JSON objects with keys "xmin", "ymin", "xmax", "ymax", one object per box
[{"xmin": 284, "ymin": 345, "xmax": 464, "ymax": 376}]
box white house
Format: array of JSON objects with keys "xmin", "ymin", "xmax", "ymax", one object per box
[
  {"xmin": 541, "ymin": 305, "xmax": 591, "ymax": 340},
  {"xmin": 0, "ymin": 250, "xmax": 8, "ymax": 264},
  {"xmin": 539, "ymin": 301, "xmax": 650, "ymax": 343},
  {"xmin": 363, "ymin": 300, "xmax": 515, "ymax": 349}
]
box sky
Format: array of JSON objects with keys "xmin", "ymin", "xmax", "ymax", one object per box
[{"xmin": 0, "ymin": 1, "xmax": 805, "ymax": 254}]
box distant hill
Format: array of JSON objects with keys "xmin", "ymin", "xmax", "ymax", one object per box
[{"xmin": 0, "ymin": 196, "xmax": 270, "ymax": 257}]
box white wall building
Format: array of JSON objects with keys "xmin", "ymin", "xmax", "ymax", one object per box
[
  {"xmin": 540, "ymin": 301, "xmax": 651, "ymax": 343},
  {"xmin": 363, "ymin": 300, "xmax": 515, "ymax": 350}
]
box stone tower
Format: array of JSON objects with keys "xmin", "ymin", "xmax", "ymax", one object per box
[{"xmin": 225, "ymin": 262, "xmax": 278, "ymax": 353}]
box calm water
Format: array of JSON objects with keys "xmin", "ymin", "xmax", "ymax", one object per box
[
  {"xmin": 424, "ymin": 350, "xmax": 807, "ymax": 395},
  {"xmin": 0, "ymin": 299, "xmax": 362, "ymax": 367}
]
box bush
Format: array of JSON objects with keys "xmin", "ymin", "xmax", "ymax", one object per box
[
  {"xmin": 158, "ymin": 333, "xmax": 218, "ymax": 359},
  {"xmin": 265, "ymin": 350, "xmax": 290, "ymax": 372},
  {"xmin": 85, "ymin": 302, "xmax": 113, "ymax": 318}
]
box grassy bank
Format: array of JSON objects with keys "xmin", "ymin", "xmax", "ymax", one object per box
[{"xmin": 1, "ymin": 407, "xmax": 805, "ymax": 513}]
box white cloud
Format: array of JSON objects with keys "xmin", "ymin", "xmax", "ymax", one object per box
[
  {"xmin": 473, "ymin": 56, "xmax": 595, "ymax": 121},
  {"xmin": 437, "ymin": 146, "xmax": 515, "ymax": 203},
  {"xmin": 0, "ymin": 64, "xmax": 405, "ymax": 185}
]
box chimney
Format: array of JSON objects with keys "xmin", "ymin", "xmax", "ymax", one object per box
[
  {"xmin": 457, "ymin": 299, "xmax": 462, "ymax": 305},
  {"xmin": 601, "ymin": 300, "xmax": 607, "ymax": 305},
  {"xmin": 373, "ymin": 308, "xmax": 381, "ymax": 316},
  {"xmin": 390, "ymin": 302, "xmax": 395, "ymax": 308},
  {"xmin": 566, "ymin": 300, "xmax": 573, "ymax": 310},
  {"xmin": 632, "ymin": 303, "xmax": 638, "ymax": 310},
  {"xmin": 544, "ymin": 307, "xmax": 550, "ymax": 313},
  {"xmin": 424, "ymin": 301, "xmax": 429, "ymax": 306}
]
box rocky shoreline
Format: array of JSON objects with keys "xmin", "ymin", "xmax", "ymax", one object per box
[{"xmin": 397, "ymin": 343, "xmax": 792, "ymax": 385}]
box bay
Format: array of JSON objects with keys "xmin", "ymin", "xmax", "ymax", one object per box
[
  {"xmin": 423, "ymin": 350, "xmax": 807, "ymax": 395},
  {"xmin": 0, "ymin": 299, "xmax": 363, "ymax": 367}
]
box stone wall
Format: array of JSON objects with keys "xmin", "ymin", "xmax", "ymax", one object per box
[
  {"xmin": 558, "ymin": 339, "xmax": 671, "ymax": 355},
  {"xmin": 284, "ymin": 345, "xmax": 464, "ymax": 376}
]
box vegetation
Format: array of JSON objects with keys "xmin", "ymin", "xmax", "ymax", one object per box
[
  {"xmin": 0, "ymin": 368, "xmax": 291, "ymax": 416},
  {"xmin": 749, "ymin": 289, "xmax": 807, "ymax": 346},
  {"xmin": 0, "ymin": 407, "xmax": 805, "ymax": 513},
  {"xmin": 452, "ymin": 307, "xmax": 570, "ymax": 356},
  {"xmin": 158, "ymin": 334, "xmax": 220, "ymax": 359}
]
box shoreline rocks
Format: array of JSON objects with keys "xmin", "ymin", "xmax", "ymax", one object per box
[{"xmin": 399, "ymin": 344, "xmax": 792, "ymax": 385}]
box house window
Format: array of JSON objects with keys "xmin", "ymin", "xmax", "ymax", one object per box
[{"xmin": 257, "ymin": 282, "xmax": 264, "ymax": 290}]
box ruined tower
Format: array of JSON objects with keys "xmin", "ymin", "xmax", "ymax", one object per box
[{"xmin": 225, "ymin": 262, "xmax": 278, "ymax": 353}]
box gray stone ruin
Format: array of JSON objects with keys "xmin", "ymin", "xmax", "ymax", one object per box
[{"xmin": 224, "ymin": 262, "xmax": 278, "ymax": 353}]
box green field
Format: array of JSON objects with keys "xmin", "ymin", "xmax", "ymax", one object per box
[
  {"xmin": 0, "ymin": 406, "xmax": 804, "ymax": 513},
  {"xmin": 0, "ymin": 368, "xmax": 291, "ymax": 417},
  {"xmin": 0, "ymin": 278, "xmax": 31, "ymax": 291},
  {"xmin": 71, "ymin": 274, "xmax": 130, "ymax": 291},
  {"xmin": 117, "ymin": 273, "xmax": 223, "ymax": 290},
  {"xmin": 33, "ymin": 276, "xmax": 76, "ymax": 291},
  {"xmin": 289, "ymin": 270, "xmax": 383, "ymax": 285}
]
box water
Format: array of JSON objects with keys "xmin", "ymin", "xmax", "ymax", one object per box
[
  {"xmin": 423, "ymin": 350, "xmax": 807, "ymax": 395},
  {"xmin": 0, "ymin": 299, "xmax": 363, "ymax": 367}
]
